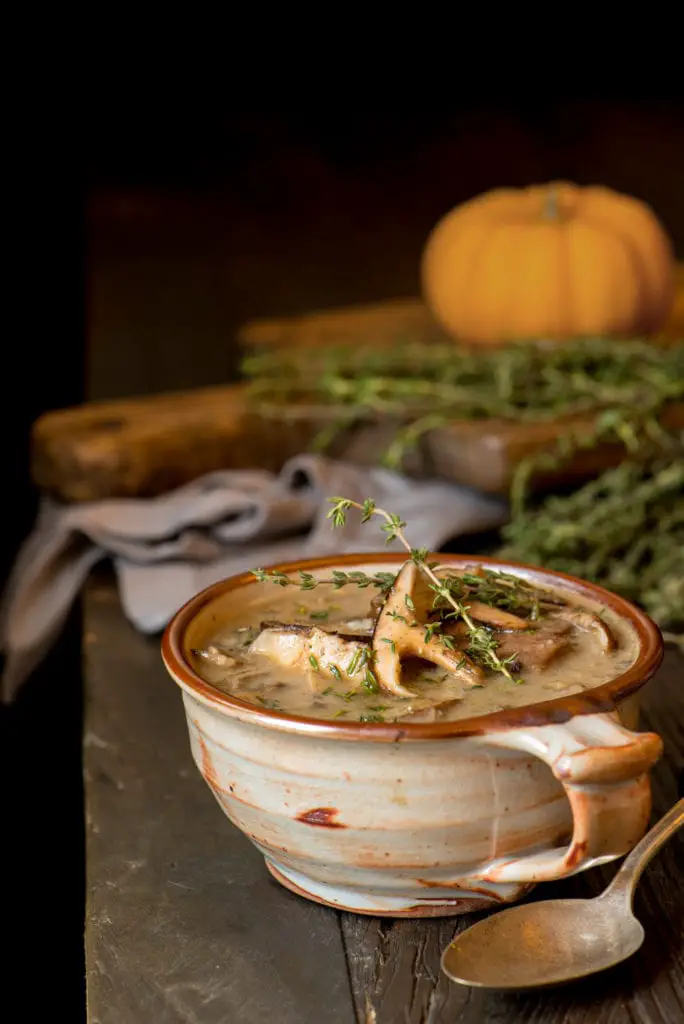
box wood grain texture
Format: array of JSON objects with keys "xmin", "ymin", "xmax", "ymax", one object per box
[
  {"xmin": 32, "ymin": 385, "xmax": 315, "ymax": 503},
  {"xmin": 84, "ymin": 575, "xmax": 683, "ymax": 1023},
  {"xmin": 83, "ymin": 575, "xmax": 355, "ymax": 1024}
]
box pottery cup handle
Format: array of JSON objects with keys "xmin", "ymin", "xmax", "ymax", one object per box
[{"xmin": 479, "ymin": 712, "xmax": 663, "ymax": 883}]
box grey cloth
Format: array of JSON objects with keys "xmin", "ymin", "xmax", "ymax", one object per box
[{"xmin": 0, "ymin": 454, "xmax": 508, "ymax": 702}]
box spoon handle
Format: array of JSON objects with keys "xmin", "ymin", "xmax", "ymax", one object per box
[{"xmin": 604, "ymin": 798, "xmax": 684, "ymax": 905}]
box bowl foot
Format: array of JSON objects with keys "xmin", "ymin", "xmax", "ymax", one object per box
[{"xmin": 265, "ymin": 859, "xmax": 532, "ymax": 918}]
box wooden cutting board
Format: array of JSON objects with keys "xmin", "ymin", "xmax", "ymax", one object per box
[{"xmin": 32, "ymin": 274, "xmax": 684, "ymax": 504}]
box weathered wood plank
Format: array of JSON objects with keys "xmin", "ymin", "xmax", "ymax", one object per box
[
  {"xmin": 341, "ymin": 648, "xmax": 684, "ymax": 1024},
  {"xmin": 236, "ymin": 297, "xmax": 444, "ymax": 350},
  {"xmin": 84, "ymin": 575, "xmax": 355, "ymax": 1024},
  {"xmin": 31, "ymin": 384, "xmax": 319, "ymax": 503}
]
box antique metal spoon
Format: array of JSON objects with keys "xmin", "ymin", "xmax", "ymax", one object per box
[{"xmin": 441, "ymin": 798, "xmax": 684, "ymax": 990}]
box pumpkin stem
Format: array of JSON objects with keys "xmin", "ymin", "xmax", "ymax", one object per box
[{"xmin": 544, "ymin": 185, "xmax": 559, "ymax": 220}]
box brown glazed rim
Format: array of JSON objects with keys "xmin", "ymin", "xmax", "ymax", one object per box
[{"xmin": 162, "ymin": 553, "xmax": 664, "ymax": 742}]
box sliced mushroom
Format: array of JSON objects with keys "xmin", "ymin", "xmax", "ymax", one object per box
[
  {"xmin": 441, "ymin": 615, "xmax": 570, "ymax": 672},
  {"xmin": 259, "ymin": 620, "xmax": 368, "ymax": 643},
  {"xmin": 462, "ymin": 602, "xmax": 530, "ymax": 631},
  {"xmin": 554, "ymin": 606, "xmax": 616, "ymax": 652},
  {"xmin": 250, "ymin": 623, "xmax": 369, "ymax": 691},
  {"xmin": 432, "ymin": 564, "xmax": 485, "ymax": 579},
  {"xmin": 266, "ymin": 616, "xmax": 375, "ymax": 639},
  {"xmin": 495, "ymin": 622, "xmax": 571, "ymax": 669},
  {"xmin": 442, "ymin": 620, "xmax": 469, "ymax": 640},
  {"xmin": 326, "ymin": 617, "xmax": 375, "ymax": 638},
  {"xmin": 372, "ymin": 562, "xmax": 484, "ymax": 698}
]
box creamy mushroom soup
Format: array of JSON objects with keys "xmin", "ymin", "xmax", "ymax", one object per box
[{"xmin": 190, "ymin": 565, "xmax": 639, "ymax": 724}]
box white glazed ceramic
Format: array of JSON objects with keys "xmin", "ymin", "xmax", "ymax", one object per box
[{"xmin": 162, "ymin": 554, "xmax": 664, "ymax": 917}]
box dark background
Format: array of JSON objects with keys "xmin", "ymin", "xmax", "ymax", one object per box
[
  {"xmin": 5, "ymin": 104, "xmax": 684, "ymax": 1020},
  {"xmin": 87, "ymin": 104, "xmax": 684, "ymax": 399}
]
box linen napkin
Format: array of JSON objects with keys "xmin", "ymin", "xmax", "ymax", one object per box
[{"xmin": 0, "ymin": 454, "xmax": 508, "ymax": 702}]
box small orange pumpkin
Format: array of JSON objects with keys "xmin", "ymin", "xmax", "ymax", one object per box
[{"xmin": 421, "ymin": 182, "xmax": 676, "ymax": 345}]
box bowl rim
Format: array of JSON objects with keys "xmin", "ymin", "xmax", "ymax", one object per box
[{"xmin": 162, "ymin": 552, "xmax": 664, "ymax": 741}]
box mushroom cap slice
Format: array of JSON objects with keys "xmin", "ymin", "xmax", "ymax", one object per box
[
  {"xmin": 554, "ymin": 606, "xmax": 616, "ymax": 652},
  {"xmin": 461, "ymin": 601, "xmax": 530, "ymax": 631},
  {"xmin": 372, "ymin": 561, "xmax": 484, "ymax": 698},
  {"xmin": 250, "ymin": 623, "xmax": 369, "ymax": 691},
  {"xmin": 495, "ymin": 622, "xmax": 571, "ymax": 669}
]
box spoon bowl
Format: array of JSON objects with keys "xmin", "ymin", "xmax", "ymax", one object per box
[
  {"xmin": 441, "ymin": 798, "xmax": 683, "ymax": 990},
  {"xmin": 441, "ymin": 894, "xmax": 645, "ymax": 990}
]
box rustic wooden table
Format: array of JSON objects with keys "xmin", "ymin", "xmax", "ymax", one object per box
[{"xmin": 85, "ymin": 574, "xmax": 683, "ymax": 1024}]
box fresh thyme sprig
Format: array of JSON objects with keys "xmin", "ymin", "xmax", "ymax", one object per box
[
  {"xmin": 326, "ymin": 498, "xmax": 519, "ymax": 681},
  {"xmin": 251, "ymin": 567, "xmax": 397, "ymax": 593}
]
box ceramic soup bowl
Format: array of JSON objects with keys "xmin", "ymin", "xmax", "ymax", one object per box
[{"xmin": 162, "ymin": 554, "xmax": 664, "ymax": 917}]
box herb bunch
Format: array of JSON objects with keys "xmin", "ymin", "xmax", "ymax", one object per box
[
  {"xmin": 501, "ymin": 458, "xmax": 684, "ymax": 635},
  {"xmin": 243, "ymin": 338, "xmax": 684, "ymax": 467}
]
